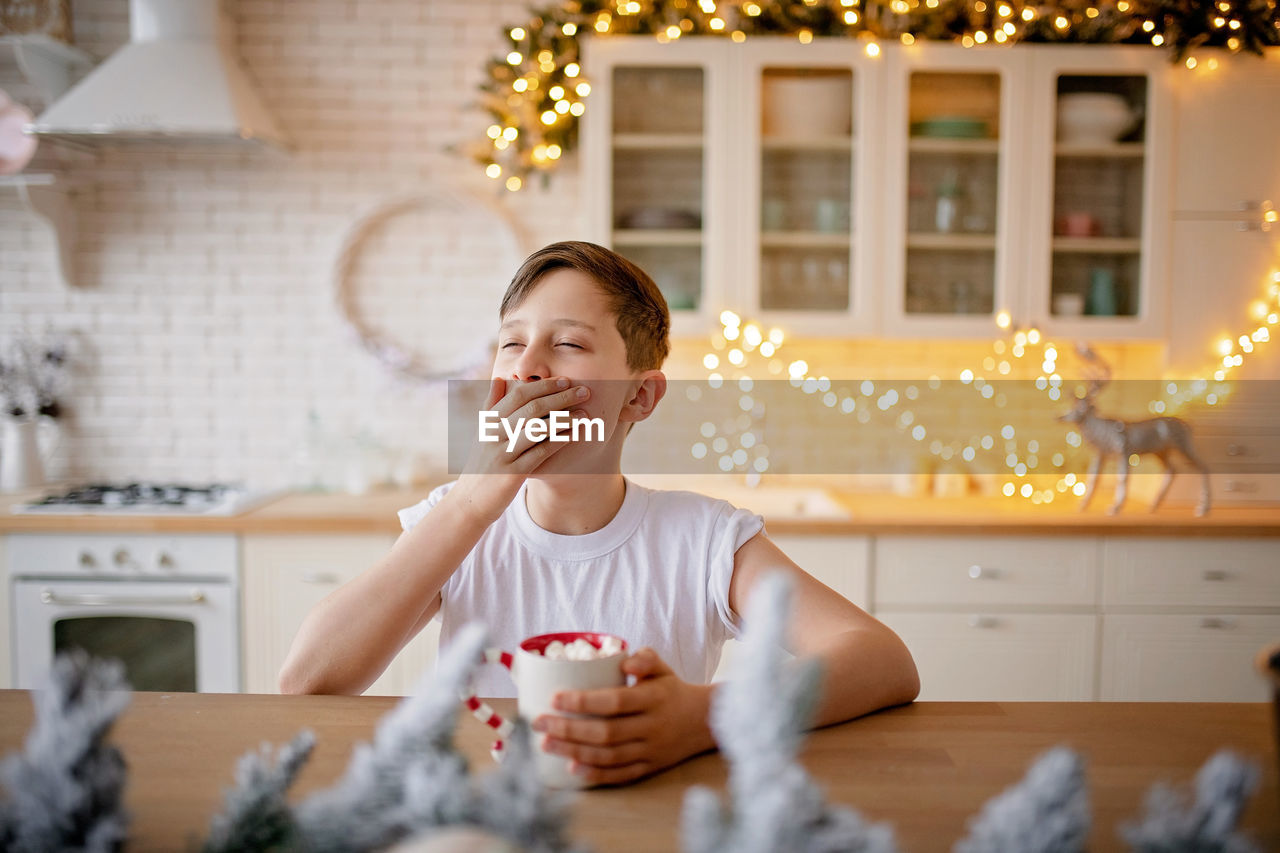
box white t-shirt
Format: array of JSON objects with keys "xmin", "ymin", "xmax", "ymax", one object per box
[{"xmin": 398, "ymin": 478, "xmax": 764, "ymax": 698}]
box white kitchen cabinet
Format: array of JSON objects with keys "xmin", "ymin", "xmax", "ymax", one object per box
[
  {"xmin": 875, "ymin": 534, "xmax": 1100, "ymax": 608},
  {"xmin": 1101, "ymin": 614, "xmax": 1280, "ymax": 701},
  {"xmin": 878, "ymin": 612, "xmax": 1098, "ymax": 701},
  {"xmin": 581, "ymin": 38, "xmax": 734, "ymax": 336},
  {"xmin": 583, "ymin": 36, "xmax": 882, "ymax": 336},
  {"xmin": 1103, "ymin": 536, "xmax": 1280, "ymax": 608},
  {"xmin": 874, "ymin": 534, "xmax": 1101, "ymax": 700},
  {"xmin": 882, "ymin": 45, "xmax": 1171, "ymax": 338},
  {"xmin": 1022, "ymin": 46, "xmax": 1172, "ymax": 339},
  {"xmin": 583, "ymin": 40, "xmax": 1173, "ymax": 339},
  {"xmin": 241, "ymin": 535, "xmax": 439, "ymax": 697},
  {"xmin": 1170, "ymin": 48, "xmax": 1280, "ymax": 213},
  {"xmin": 1100, "ymin": 537, "xmax": 1280, "ymax": 701}
]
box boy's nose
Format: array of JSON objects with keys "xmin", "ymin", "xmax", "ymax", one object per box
[{"xmin": 511, "ymin": 350, "xmax": 550, "ymax": 383}]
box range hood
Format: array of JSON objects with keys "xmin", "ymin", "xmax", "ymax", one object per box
[{"xmin": 27, "ymin": 0, "xmax": 287, "ymax": 149}]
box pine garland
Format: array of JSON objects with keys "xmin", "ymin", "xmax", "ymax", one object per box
[{"xmin": 472, "ymin": 0, "xmax": 1280, "ymax": 189}]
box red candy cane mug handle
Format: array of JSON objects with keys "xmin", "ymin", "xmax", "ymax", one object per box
[{"xmin": 459, "ymin": 647, "xmax": 515, "ymax": 762}]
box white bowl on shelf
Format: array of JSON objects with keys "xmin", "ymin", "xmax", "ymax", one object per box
[
  {"xmin": 761, "ymin": 74, "xmax": 852, "ymax": 140},
  {"xmin": 1056, "ymin": 92, "xmax": 1136, "ymax": 145}
]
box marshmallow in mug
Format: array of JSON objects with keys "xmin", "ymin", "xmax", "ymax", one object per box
[{"xmin": 538, "ymin": 636, "xmax": 624, "ymax": 661}]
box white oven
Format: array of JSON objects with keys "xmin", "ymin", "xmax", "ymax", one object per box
[{"xmin": 9, "ymin": 533, "xmax": 240, "ymax": 693}]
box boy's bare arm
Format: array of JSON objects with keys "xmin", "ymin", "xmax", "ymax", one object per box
[
  {"xmin": 727, "ymin": 532, "xmax": 921, "ymax": 724},
  {"xmin": 278, "ymin": 376, "xmax": 591, "ymax": 695},
  {"xmin": 276, "ymin": 495, "xmax": 488, "ymax": 695}
]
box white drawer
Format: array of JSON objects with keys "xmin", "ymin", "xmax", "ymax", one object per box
[
  {"xmin": 1101, "ymin": 613, "xmax": 1280, "ymax": 701},
  {"xmin": 879, "ymin": 612, "xmax": 1097, "ymax": 701},
  {"xmin": 770, "ymin": 534, "xmax": 870, "ymax": 609},
  {"xmin": 874, "ymin": 535, "xmax": 1099, "ymax": 608},
  {"xmin": 1103, "ymin": 537, "xmax": 1280, "ymax": 608}
]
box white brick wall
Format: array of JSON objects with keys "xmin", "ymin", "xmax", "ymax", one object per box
[{"xmin": 1, "ymin": 0, "xmax": 585, "ymax": 489}]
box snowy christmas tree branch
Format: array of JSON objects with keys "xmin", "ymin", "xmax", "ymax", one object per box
[{"xmin": 0, "ymin": 651, "xmax": 131, "ymax": 853}]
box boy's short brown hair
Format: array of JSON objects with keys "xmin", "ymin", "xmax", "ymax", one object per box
[{"xmin": 500, "ymin": 241, "xmax": 670, "ymax": 371}]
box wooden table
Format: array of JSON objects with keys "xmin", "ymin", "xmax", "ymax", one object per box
[{"xmin": 0, "ymin": 691, "xmax": 1276, "ymax": 851}]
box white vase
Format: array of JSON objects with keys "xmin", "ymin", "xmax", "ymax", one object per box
[{"xmin": 1, "ymin": 418, "xmax": 48, "ymax": 491}]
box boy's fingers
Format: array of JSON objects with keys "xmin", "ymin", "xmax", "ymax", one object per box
[
  {"xmin": 533, "ymin": 709, "xmax": 649, "ymax": 745},
  {"xmin": 510, "ymin": 430, "xmax": 573, "ymax": 472},
  {"xmin": 550, "ymin": 682, "xmax": 655, "ymax": 717},
  {"xmin": 541, "ymin": 737, "xmax": 648, "ymax": 768},
  {"xmin": 498, "ymin": 376, "xmax": 571, "ymax": 418},
  {"xmin": 484, "ymin": 376, "xmax": 506, "ymax": 409},
  {"xmin": 621, "ymin": 647, "xmax": 671, "ymax": 679},
  {"xmin": 515, "ymin": 384, "xmax": 590, "ymax": 423}
]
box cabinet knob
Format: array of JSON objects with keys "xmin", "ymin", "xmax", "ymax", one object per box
[
  {"xmin": 301, "ymin": 571, "xmax": 340, "ymax": 585},
  {"xmin": 968, "ymin": 615, "xmax": 999, "ymax": 629},
  {"xmin": 967, "ymin": 565, "xmax": 1000, "ymax": 580},
  {"xmin": 1202, "ymin": 569, "xmax": 1230, "ymax": 582}
]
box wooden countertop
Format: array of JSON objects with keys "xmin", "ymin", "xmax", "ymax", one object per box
[
  {"xmin": 2, "ymin": 484, "xmax": 1279, "ymax": 536},
  {"xmin": 0, "ymin": 691, "xmax": 1275, "ymax": 851}
]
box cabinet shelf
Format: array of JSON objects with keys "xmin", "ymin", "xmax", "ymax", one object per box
[
  {"xmin": 1052, "ymin": 237, "xmax": 1142, "ymax": 254},
  {"xmin": 1055, "ymin": 142, "xmax": 1145, "ymax": 159},
  {"xmin": 762, "ymin": 135, "xmax": 854, "ymax": 152},
  {"xmin": 762, "ymin": 231, "xmax": 851, "ymax": 249},
  {"xmin": 908, "ymin": 137, "xmax": 1000, "ymax": 155},
  {"xmin": 613, "ymin": 133, "xmax": 703, "ymax": 150},
  {"xmin": 612, "ymin": 228, "xmax": 703, "ymax": 247},
  {"xmin": 907, "ymin": 233, "xmax": 996, "ymax": 251}
]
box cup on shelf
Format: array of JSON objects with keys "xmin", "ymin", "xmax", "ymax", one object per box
[
  {"xmin": 1053, "ymin": 292, "xmax": 1086, "ymax": 317},
  {"xmin": 814, "ymin": 198, "xmax": 848, "ymax": 233},
  {"xmin": 761, "ymin": 198, "xmax": 787, "ymax": 231},
  {"xmin": 1085, "ymin": 268, "xmax": 1118, "ymax": 316},
  {"xmin": 1056, "ymin": 211, "xmax": 1101, "ymax": 237}
]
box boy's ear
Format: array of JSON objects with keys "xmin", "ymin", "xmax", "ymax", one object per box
[{"xmin": 618, "ymin": 371, "xmax": 667, "ymax": 424}]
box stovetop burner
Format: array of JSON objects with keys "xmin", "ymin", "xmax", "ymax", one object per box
[{"xmin": 13, "ymin": 482, "xmax": 278, "ymax": 516}]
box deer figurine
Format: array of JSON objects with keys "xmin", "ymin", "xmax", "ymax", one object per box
[{"xmin": 1059, "ymin": 345, "xmax": 1211, "ymax": 516}]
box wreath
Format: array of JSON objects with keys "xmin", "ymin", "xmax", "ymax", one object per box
[{"xmin": 331, "ymin": 187, "xmax": 528, "ymax": 383}]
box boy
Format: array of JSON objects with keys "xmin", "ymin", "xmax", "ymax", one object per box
[{"xmin": 280, "ymin": 241, "xmax": 919, "ymax": 785}]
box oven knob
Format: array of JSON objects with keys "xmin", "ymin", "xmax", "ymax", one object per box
[
  {"xmin": 112, "ymin": 548, "xmax": 134, "ymax": 570},
  {"xmin": 156, "ymin": 552, "xmax": 176, "ymax": 572},
  {"xmin": 78, "ymin": 551, "xmax": 96, "ymax": 570}
]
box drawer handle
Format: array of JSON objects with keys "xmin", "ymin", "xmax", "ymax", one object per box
[
  {"xmin": 1199, "ymin": 617, "xmax": 1234, "ymax": 630},
  {"xmin": 1225, "ymin": 443, "xmax": 1246, "ymax": 457},
  {"xmin": 1202, "ymin": 569, "xmax": 1230, "ymax": 582},
  {"xmin": 968, "ymin": 565, "xmax": 1000, "ymax": 580},
  {"xmin": 301, "ymin": 571, "xmax": 340, "ymax": 585},
  {"xmin": 968, "ymin": 615, "xmax": 1000, "ymax": 629}
]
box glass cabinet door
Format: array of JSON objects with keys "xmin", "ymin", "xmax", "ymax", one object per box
[
  {"xmin": 903, "ymin": 70, "xmax": 1002, "ymax": 318},
  {"xmin": 757, "ymin": 66, "xmax": 854, "ymax": 314},
  {"xmin": 609, "ymin": 65, "xmax": 706, "ymax": 315},
  {"xmin": 1048, "ymin": 72, "xmax": 1148, "ymax": 321}
]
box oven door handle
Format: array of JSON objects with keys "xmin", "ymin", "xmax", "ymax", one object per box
[{"xmin": 39, "ymin": 588, "xmax": 207, "ymax": 607}]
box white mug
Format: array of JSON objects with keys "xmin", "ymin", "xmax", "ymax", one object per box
[{"xmin": 460, "ymin": 631, "xmax": 628, "ymax": 788}]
